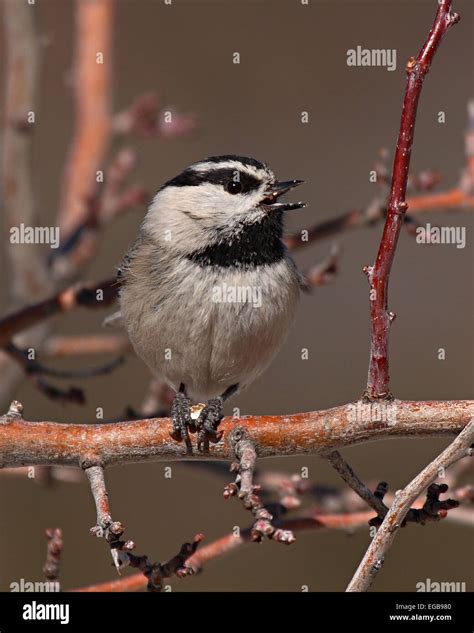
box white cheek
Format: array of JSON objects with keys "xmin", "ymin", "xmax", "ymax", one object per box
[{"xmin": 142, "ymin": 184, "xmax": 267, "ymax": 251}]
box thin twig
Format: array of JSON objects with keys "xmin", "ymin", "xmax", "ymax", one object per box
[
  {"xmin": 84, "ymin": 464, "xmax": 131, "ymax": 572},
  {"xmin": 326, "ymin": 449, "xmax": 459, "ymax": 527},
  {"xmin": 346, "ymin": 417, "xmax": 474, "ymax": 591},
  {"xmin": 224, "ymin": 427, "xmax": 295, "ymax": 544},
  {"xmin": 74, "ymin": 509, "xmax": 375, "ymax": 592},
  {"xmin": 127, "ymin": 535, "xmax": 203, "ymax": 593},
  {"xmin": 324, "ymin": 450, "xmax": 387, "ymax": 516},
  {"xmin": 0, "ymin": 278, "xmax": 117, "ymax": 348},
  {"xmin": 84, "ymin": 463, "xmax": 202, "ymax": 589}
]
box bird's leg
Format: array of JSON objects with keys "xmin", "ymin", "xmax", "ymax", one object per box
[
  {"xmin": 197, "ymin": 384, "xmax": 238, "ymax": 453},
  {"xmin": 170, "ymin": 383, "xmax": 193, "ymax": 454}
]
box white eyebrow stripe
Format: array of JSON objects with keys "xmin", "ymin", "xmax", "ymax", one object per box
[{"xmin": 190, "ymin": 160, "xmax": 273, "ymax": 181}]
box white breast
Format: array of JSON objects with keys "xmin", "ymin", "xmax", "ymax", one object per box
[{"xmin": 120, "ymin": 256, "xmax": 300, "ymax": 401}]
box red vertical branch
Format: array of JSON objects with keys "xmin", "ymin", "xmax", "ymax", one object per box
[{"xmin": 365, "ymin": 0, "xmax": 460, "ymax": 399}]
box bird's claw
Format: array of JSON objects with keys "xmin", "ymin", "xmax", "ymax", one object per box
[
  {"xmin": 196, "ymin": 397, "xmax": 224, "ymax": 453},
  {"xmin": 170, "ymin": 391, "xmax": 194, "ymax": 454},
  {"xmin": 170, "ymin": 393, "xmax": 225, "ymax": 454}
]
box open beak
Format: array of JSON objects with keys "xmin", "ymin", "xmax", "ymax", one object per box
[{"xmin": 261, "ymin": 179, "xmax": 305, "ymax": 211}]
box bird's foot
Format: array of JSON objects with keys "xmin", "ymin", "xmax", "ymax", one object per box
[
  {"xmin": 170, "ymin": 391, "xmax": 194, "ymax": 454},
  {"xmin": 196, "ymin": 397, "xmax": 224, "ymax": 453}
]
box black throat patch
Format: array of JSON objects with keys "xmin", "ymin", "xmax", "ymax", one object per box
[{"xmin": 187, "ymin": 212, "xmax": 285, "ymax": 269}]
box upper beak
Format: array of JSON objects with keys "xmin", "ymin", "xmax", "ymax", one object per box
[{"xmin": 261, "ymin": 179, "xmax": 305, "ymax": 211}]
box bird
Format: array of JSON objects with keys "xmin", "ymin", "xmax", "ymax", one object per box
[{"xmin": 117, "ymin": 155, "xmax": 306, "ymax": 453}]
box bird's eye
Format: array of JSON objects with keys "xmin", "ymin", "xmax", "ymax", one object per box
[{"xmin": 226, "ymin": 181, "xmax": 242, "ymax": 195}]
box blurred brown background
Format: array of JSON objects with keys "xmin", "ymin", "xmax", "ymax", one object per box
[{"xmin": 0, "ymin": 0, "xmax": 472, "ymax": 592}]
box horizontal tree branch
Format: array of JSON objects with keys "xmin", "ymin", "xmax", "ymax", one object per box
[{"xmin": 0, "ymin": 399, "xmax": 471, "ymax": 469}]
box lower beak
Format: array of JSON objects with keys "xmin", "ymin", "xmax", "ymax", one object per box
[{"xmin": 261, "ymin": 179, "xmax": 306, "ymax": 211}]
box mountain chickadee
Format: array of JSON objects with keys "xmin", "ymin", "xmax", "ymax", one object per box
[{"xmin": 118, "ymin": 155, "xmax": 305, "ymax": 453}]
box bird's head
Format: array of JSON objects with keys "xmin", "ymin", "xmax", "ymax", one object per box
[{"xmin": 143, "ymin": 155, "xmax": 305, "ymax": 255}]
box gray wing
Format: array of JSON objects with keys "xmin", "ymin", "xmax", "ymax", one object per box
[
  {"xmin": 116, "ymin": 233, "xmax": 145, "ymax": 286},
  {"xmin": 105, "ymin": 234, "xmax": 147, "ymax": 329}
]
